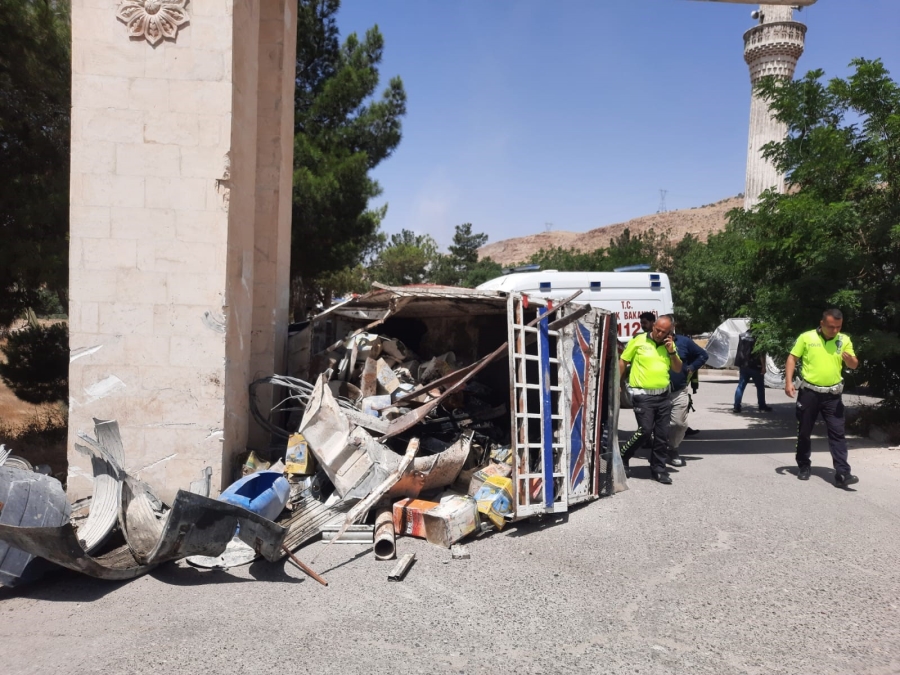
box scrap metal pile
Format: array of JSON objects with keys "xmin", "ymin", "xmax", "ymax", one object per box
[{"xmin": 0, "ymin": 286, "xmax": 620, "ymax": 587}]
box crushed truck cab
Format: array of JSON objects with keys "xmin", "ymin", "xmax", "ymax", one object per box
[{"xmin": 289, "ymin": 285, "xmax": 621, "ymax": 521}]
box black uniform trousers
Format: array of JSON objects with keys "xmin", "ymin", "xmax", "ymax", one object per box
[
  {"xmin": 795, "ymin": 387, "xmax": 851, "ymax": 475},
  {"xmin": 620, "ymin": 392, "xmax": 672, "ymax": 475}
]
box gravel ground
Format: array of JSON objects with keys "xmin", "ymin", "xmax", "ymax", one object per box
[{"xmin": 2, "ymin": 371, "xmax": 899, "ymax": 675}]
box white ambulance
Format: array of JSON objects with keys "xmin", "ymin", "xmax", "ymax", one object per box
[{"xmin": 477, "ymin": 268, "xmax": 675, "ymax": 343}]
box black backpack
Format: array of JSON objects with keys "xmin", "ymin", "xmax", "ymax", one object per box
[{"xmin": 734, "ymin": 331, "xmax": 756, "ymax": 369}]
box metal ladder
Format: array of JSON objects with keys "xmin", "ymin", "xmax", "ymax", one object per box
[{"xmin": 508, "ymin": 294, "xmax": 569, "ymax": 518}]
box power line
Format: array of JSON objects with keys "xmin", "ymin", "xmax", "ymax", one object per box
[{"xmin": 657, "ymin": 189, "xmax": 668, "ymax": 214}]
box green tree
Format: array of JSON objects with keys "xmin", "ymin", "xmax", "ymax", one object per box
[
  {"xmin": 461, "ymin": 257, "xmax": 503, "ymax": 288},
  {"xmin": 370, "ymin": 229, "xmax": 439, "ymax": 286},
  {"xmin": 731, "ymin": 58, "xmax": 900, "ymax": 397},
  {"xmin": 430, "ymin": 223, "xmax": 491, "ymax": 286},
  {"xmin": 525, "ymin": 228, "xmax": 669, "ymax": 274},
  {"xmin": 0, "ymin": 0, "xmax": 71, "ymax": 327},
  {"xmin": 291, "ymin": 0, "xmax": 406, "ymax": 317},
  {"xmin": 661, "ymin": 231, "xmax": 751, "ymax": 335},
  {"xmin": 527, "ymin": 246, "xmax": 606, "ymax": 272},
  {"xmin": 605, "ymin": 228, "xmax": 668, "ymax": 271}
]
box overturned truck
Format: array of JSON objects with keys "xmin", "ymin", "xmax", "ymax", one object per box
[
  {"xmin": 288, "ymin": 285, "xmax": 620, "ymax": 521},
  {"xmin": 0, "ymin": 286, "xmax": 621, "ymax": 586}
]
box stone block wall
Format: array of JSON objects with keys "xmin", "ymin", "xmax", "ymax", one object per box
[{"xmin": 68, "ymin": 0, "xmax": 297, "ymax": 502}]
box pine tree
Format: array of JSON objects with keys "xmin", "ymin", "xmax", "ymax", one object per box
[{"xmin": 291, "ymin": 0, "xmax": 406, "ymax": 316}]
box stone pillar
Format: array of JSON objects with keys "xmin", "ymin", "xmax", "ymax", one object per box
[
  {"xmin": 743, "ymin": 5, "xmax": 806, "ymax": 209},
  {"xmin": 67, "ymin": 0, "xmax": 297, "ymax": 502},
  {"xmin": 248, "ymin": 0, "xmax": 298, "ymax": 450}
]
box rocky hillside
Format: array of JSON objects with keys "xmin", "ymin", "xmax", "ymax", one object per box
[{"xmin": 478, "ymin": 195, "xmax": 742, "ymax": 266}]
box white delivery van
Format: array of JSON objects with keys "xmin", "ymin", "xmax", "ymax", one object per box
[{"xmin": 477, "ymin": 270, "xmax": 675, "ymax": 342}]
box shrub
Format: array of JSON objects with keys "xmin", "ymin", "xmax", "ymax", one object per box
[{"xmin": 0, "ymin": 322, "xmax": 68, "ymax": 404}]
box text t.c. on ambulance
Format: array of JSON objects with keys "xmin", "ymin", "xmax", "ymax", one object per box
[{"xmin": 476, "ymin": 269, "xmax": 674, "ymax": 342}]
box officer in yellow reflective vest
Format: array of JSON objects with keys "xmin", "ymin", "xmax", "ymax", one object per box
[
  {"xmin": 784, "ymin": 308, "xmax": 860, "ymax": 487},
  {"xmin": 618, "ymin": 314, "xmax": 682, "ymax": 484}
]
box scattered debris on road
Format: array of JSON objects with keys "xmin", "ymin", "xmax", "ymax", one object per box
[{"xmin": 0, "ymin": 286, "xmax": 621, "ymax": 587}]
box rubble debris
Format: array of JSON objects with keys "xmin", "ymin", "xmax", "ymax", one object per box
[
  {"xmin": 1, "ymin": 285, "xmax": 621, "ymax": 588},
  {"xmin": 451, "ymin": 544, "xmax": 470, "ymax": 560},
  {"xmin": 474, "ymin": 476, "xmax": 514, "ymax": 530},
  {"xmin": 285, "ymin": 433, "xmax": 315, "ymax": 475},
  {"xmin": 0, "ymin": 467, "xmax": 71, "ymax": 587},
  {"xmin": 73, "ymin": 418, "xmax": 126, "ymax": 553},
  {"xmin": 1, "ymin": 455, "xmax": 34, "ymax": 472},
  {"xmin": 387, "ymin": 468, "xmax": 427, "ymax": 500},
  {"xmin": 0, "ymin": 445, "xmax": 51, "ymax": 478},
  {"xmin": 186, "ymin": 536, "xmax": 258, "ymax": 569},
  {"xmin": 412, "ymin": 432, "xmax": 473, "ymax": 492},
  {"xmin": 218, "ymin": 470, "xmax": 290, "ymax": 521},
  {"xmin": 282, "ymin": 544, "xmax": 328, "ymax": 586},
  {"xmin": 423, "ymin": 495, "xmax": 479, "ymax": 548},
  {"xmin": 318, "ymin": 437, "xmax": 420, "ymax": 561},
  {"xmin": 388, "ymin": 552, "xmax": 416, "ymax": 581},
  {"xmin": 465, "ymin": 462, "xmax": 513, "ymax": 497},
  {"xmin": 189, "ymin": 467, "xmax": 213, "ymax": 497},
  {"xmin": 0, "ymin": 420, "xmax": 288, "ymax": 582},
  {"xmin": 278, "ymin": 493, "xmax": 351, "ymax": 554},
  {"xmin": 321, "ymin": 524, "xmax": 374, "ymax": 544},
  {"xmin": 241, "ymin": 450, "xmax": 271, "ymax": 476},
  {"xmin": 373, "ymin": 506, "xmax": 395, "ymax": 560},
  {"xmin": 393, "ymin": 498, "xmax": 439, "ymax": 539},
  {"xmin": 0, "ymin": 487, "xmax": 288, "ymax": 580},
  {"xmin": 298, "ymin": 376, "xmax": 378, "ymax": 497}
]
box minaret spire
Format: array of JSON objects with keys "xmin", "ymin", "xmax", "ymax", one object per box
[{"xmin": 742, "ymin": 4, "xmax": 807, "ymax": 208}]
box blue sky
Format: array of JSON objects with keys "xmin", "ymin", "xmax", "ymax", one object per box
[{"xmin": 336, "ymin": 1, "xmax": 900, "ymax": 250}]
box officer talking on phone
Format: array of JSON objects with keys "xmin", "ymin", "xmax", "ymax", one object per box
[
  {"xmin": 618, "ymin": 314, "xmax": 682, "ymax": 484},
  {"xmin": 784, "ymin": 308, "xmax": 860, "ymax": 487}
]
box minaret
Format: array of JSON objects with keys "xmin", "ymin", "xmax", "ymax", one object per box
[{"xmin": 743, "ymin": 5, "xmax": 807, "ymax": 209}]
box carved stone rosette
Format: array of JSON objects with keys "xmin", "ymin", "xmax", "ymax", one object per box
[{"xmin": 116, "ymin": 0, "xmax": 190, "ymax": 45}]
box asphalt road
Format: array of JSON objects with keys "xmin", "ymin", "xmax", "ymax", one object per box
[{"xmin": 2, "ymin": 371, "xmax": 899, "ymax": 675}]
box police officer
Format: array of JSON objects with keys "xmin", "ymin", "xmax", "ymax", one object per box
[
  {"xmin": 619, "ymin": 314, "xmax": 682, "ymax": 484},
  {"xmin": 666, "ymin": 316, "xmax": 708, "ymax": 467},
  {"xmin": 784, "ymin": 308, "xmax": 860, "ymax": 487}
]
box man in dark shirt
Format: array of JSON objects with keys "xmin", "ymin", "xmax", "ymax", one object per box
[
  {"xmin": 733, "ymin": 330, "xmax": 772, "ymax": 413},
  {"xmin": 666, "ymin": 317, "xmax": 708, "ymax": 467}
]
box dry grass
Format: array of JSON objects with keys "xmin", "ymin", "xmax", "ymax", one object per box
[{"xmin": 0, "ymin": 406, "xmax": 68, "ymax": 481}]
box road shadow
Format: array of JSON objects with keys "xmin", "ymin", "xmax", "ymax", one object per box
[
  {"xmin": 775, "ymin": 465, "xmax": 858, "ymax": 491},
  {"xmin": 504, "ymin": 512, "xmax": 570, "ymax": 537},
  {"xmin": 0, "ymin": 566, "xmax": 128, "ymax": 603},
  {"xmin": 150, "ymin": 562, "xmax": 259, "ymax": 586},
  {"xmin": 621, "ymin": 402, "xmax": 868, "ymax": 456},
  {"xmin": 620, "ymin": 464, "xmax": 679, "ymax": 481},
  {"xmin": 317, "ymin": 546, "xmax": 372, "ymax": 575}
]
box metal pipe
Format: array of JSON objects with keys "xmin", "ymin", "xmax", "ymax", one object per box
[
  {"xmin": 388, "ymin": 553, "xmax": 415, "ymax": 581},
  {"xmin": 373, "ymin": 506, "xmax": 395, "ymax": 560},
  {"xmin": 321, "ymin": 524, "xmax": 374, "ymax": 544},
  {"xmin": 281, "ymin": 544, "xmax": 328, "ymax": 586}
]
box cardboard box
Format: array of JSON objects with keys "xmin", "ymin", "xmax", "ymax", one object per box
[
  {"xmin": 423, "ymin": 495, "xmax": 480, "ymax": 548},
  {"xmin": 392, "ymin": 498, "xmax": 439, "ymax": 539},
  {"xmin": 474, "ymin": 476, "xmax": 513, "ymax": 530},
  {"xmin": 467, "ymin": 462, "xmax": 513, "ymax": 496}
]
